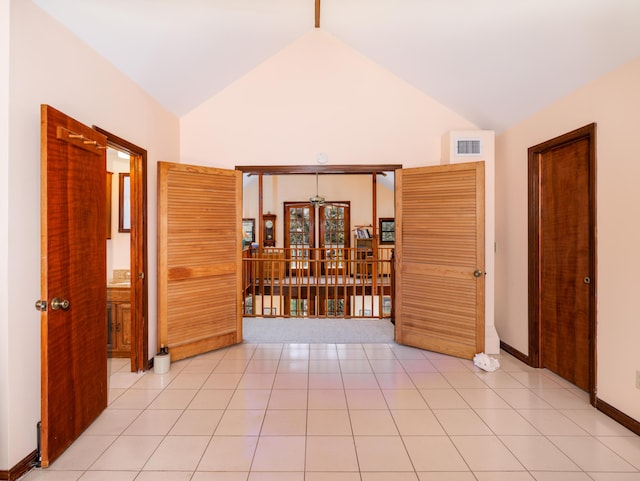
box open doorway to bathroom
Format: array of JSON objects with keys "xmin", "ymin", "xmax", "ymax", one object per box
[
  {"xmin": 97, "ymin": 127, "xmax": 148, "ymax": 372},
  {"xmin": 106, "ymin": 147, "xmax": 132, "ymax": 358}
]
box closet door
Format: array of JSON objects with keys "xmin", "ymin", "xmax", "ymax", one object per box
[
  {"xmin": 395, "ymin": 162, "xmax": 485, "ymax": 359},
  {"xmin": 158, "ymin": 162, "xmax": 242, "ymax": 361}
]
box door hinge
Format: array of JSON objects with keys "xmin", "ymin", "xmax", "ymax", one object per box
[{"xmin": 32, "ymin": 421, "xmax": 42, "ymax": 468}]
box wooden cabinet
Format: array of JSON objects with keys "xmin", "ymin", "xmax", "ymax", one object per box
[
  {"xmin": 107, "ymin": 287, "xmax": 131, "ymax": 357},
  {"xmin": 254, "ymin": 247, "xmax": 284, "ymax": 279},
  {"xmin": 354, "ymin": 237, "xmax": 373, "ymax": 277}
]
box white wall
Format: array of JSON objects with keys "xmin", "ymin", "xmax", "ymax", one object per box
[
  {"xmin": 181, "ymin": 29, "xmax": 477, "ymax": 169},
  {"xmin": 442, "ymin": 130, "xmax": 498, "ymax": 354},
  {"xmin": 0, "ymin": 0, "xmax": 11, "ymax": 470},
  {"xmin": 496, "ymin": 56, "xmax": 640, "ymax": 421},
  {"xmin": 1, "ymin": 0, "xmax": 179, "ymax": 469}
]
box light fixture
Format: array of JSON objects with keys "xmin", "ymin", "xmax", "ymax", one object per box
[
  {"xmin": 309, "ymin": 173, "xmax": 325, "ymax": 207},
  {"xmin": 316, "ymin": 152, "xmax": 328, "ymax": 164}
]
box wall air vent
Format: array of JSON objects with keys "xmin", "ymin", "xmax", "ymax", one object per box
[{"xmin": 456, "ymin": 139, "xmax": 482, "ymax": 156}]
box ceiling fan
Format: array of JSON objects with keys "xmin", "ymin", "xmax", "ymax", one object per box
[{"xmin": 309, "ymin": 172, "xmax": 325, "ymax": 207}]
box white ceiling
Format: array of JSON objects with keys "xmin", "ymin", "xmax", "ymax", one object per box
[{"xmin": 33, "ymin": 0, "xmax": 640, "ymax": 132}]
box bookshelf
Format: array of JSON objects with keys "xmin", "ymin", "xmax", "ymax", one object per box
[{"xmin": 354, "ymin": 226, "xmax": 373, "ymax": 277}]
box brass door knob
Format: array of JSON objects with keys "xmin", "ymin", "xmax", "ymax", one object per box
[{"xmin": 51, "ymin": 298, "xmax": 70, "ymax": 310}]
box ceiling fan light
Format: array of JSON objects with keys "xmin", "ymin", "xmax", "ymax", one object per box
[
  {"xmin": 310, "ymin": 172, "xmax": 325, "ymax": 206},
  {"xmin": 309, "ymin": 194, "xmax": 325, "ymax": 206}
]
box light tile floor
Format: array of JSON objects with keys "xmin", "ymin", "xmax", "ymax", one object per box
[{"xmin": 22, "ymin": 343, "xmax": 640, "ymax": 481}]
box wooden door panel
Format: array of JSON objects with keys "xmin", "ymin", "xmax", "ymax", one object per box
[
  {"xmin": 40, "ymin": 105, "xmax": 108, "ymax": 466},
  {"xmin": 396, "ymin": 162, "xmax": 485, "ymax": 360},
  {"xmin": 531, "ymin": 131, "xmax": 593, "ymax": 392},
  {"xmin": 399, "ymin": 270, "xmax": 477, "ymax": 356},
  {"xmin": 120, "ymin": 303, "xmax": 132, "ymax": 350},
  {"xmin": 158, "ymin": 162, "xmax": 242, "ymax": 362}
]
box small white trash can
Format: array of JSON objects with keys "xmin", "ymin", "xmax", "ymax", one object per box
[{"xmin": 154, "ymin": 346, "xmax": 170, "ymax": 374}]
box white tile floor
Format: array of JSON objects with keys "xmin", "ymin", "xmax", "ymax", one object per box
[{"xmin": 22, "ymin": 343, "xmax": 640, "ymax": 481}]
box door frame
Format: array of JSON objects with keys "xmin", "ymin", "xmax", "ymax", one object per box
[
  {"xmin": 94, "ymin": 126, "xmax": 148, "ymax": 372},
  {"xmin": 528, "ymin": 123, "xmax": 597, "ymax": 403}
]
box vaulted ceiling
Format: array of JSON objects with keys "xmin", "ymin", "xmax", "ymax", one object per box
[{"xmin": 32, "ymin": 0, "xmax": 640, "ymax": 132}]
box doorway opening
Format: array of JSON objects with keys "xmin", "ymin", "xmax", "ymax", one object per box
[
  {"xmin": 95, "ymin": 127, "xmax": 148, "ymax": 372},
  {"xmin": 239, "ymin": 166, "xmax": 399, "ymax": 328},
  {"xmin": 106, "ymin": 147, "xmax": 132, "ymax": 359},
  {"xmin": 158, "ymin": 161, "xmax": 485, "ymax": 362}
]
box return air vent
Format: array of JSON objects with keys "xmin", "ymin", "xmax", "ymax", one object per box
[{"xmin": 456, "ymin": 139, "xmax": 481, "ymax": 156}]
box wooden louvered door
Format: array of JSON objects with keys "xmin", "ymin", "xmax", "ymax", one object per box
[
  {"xmin": 158, "ymin": 162, "xmax": 242, "ymax": 361},
  {"xmin": 395, "ymin": 162, "xmax": 485, "ymax": 360}
]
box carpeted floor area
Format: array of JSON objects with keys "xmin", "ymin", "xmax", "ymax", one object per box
[{"xmin": 243, "ymin": 317, "xmax": 395, "ymax": 344}]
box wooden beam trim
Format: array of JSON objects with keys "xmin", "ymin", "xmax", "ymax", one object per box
[{"xmin": 236, "ymin": 164, "xmax": 402, "ymax": 175}]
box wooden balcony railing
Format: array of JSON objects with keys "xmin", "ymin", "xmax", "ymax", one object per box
[{"xmin": 242, "ymin": 247, "xmax": 394, "ymax": 319}]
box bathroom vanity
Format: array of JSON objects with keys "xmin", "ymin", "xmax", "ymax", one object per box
[{"xmin": 107, "ymin": 284, "xmax": 131, "ymax": 357}]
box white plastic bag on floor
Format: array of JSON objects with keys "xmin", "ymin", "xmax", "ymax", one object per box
[{"xmin": 473, "ymin": 352, "xmax": 500, "ymax": 372}]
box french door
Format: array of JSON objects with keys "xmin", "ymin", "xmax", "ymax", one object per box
[
  {"xmin": 319, "ymin": 203, "xmax": 350, "ymax": 276},
  {"xmin": 284, "ymin": 203, "xmax": 314, "ymax": 277},
  {"xmin": 282, "ymin": 201, "xmax": 350, "ymax": 315}
]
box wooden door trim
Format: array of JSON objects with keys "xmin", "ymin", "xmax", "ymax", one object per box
[
  {"xmin": 237, "ymin": 164, "xmax": 402, "ymax": 175},
  {"xmin": 94, "ymin": 126, "xmax": 148, "ymax": 372},
  {"xmin": 528, "ymin": 123, "xmax": 597, "ymax": 402}
]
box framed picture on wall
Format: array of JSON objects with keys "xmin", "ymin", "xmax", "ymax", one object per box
[
  {"xmin": 242, "ymin": 218, "xmax": 255, "ymax": 243},
  {"xmin": 118, "ymin": 173, "xmax": 131, "ymax": 233},
  {"xmin": 379, "ymin": 218, "xmax": 395, "ymax": 244}
]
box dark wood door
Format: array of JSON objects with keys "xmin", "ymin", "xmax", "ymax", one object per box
[
  {"xmin": 529, "ymin": 124, "xmax": 596, "ymax": 394},
  {"xmin": 157, "ymin": 162, "xmax": 243, "ymax": 362},
  {"xmin": 395, "ymin": 162, "xmax": 485, "ymax": 359},
  {"xmin": 40, "ymin": 105, "xmax": 108, "ymax": 466}
]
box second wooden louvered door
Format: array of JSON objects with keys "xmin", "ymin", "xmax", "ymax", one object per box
[
  {"xmin": 395, "ymin": 162, "xmax": 485, "ymax": 360},
  {"xmin": 158, "ymin": 162, "xmax": 242, "ymax": 361}
]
